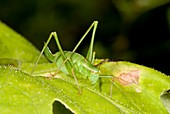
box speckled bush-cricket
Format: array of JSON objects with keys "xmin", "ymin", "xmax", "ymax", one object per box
[{"xmin": 32, "ymin": 21, "xmax": 111, "ymax": 92}]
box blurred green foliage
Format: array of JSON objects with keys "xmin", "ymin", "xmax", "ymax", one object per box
[{"xmin": 0, "ymin": 0, "xmax": 169, "ymax": 74}]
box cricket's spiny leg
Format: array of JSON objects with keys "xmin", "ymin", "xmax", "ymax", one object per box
[
  {"xmin": 91, "ymin": 52, "xmax": 96, "ymax": 64},
  {"xmin": 31, "ymin": 32, "xmax": 56, "ymax": 74},
  {"xmin": 72, "ymin": 21, "xmax": 98, "ymax": 54},
  {"xmin": 71, "ymin": 69, "xmax": 82, "ymax": 94},
  {"xmin": 86, "ymin": 21, "xmax": 98, "ymax": 63},
  {"xmin": 70, "ymin": 21, "xmax": 98, "ymax": 63}
]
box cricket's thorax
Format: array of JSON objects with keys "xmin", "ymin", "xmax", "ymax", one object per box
[{"xmin": 44, "ymin": 48, "xmax": 99, "ymax": 84}]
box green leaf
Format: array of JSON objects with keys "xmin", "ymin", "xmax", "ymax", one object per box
[
  {"xmin": 1, "ymin": 61, "xmax": 170, "ymax": 113},
  {"xmin": 96, "ymin": 60, "xmax": 170, "ymax": 113},
  {"xmin": 0, "ymin": 21, "xmax": 170, "ymax": 113},
  {"xmin": 0, "ymin": 66, "xmax": 54, "ymax": 114}
]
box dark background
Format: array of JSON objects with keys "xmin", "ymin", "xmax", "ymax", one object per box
[{"xmin": 0, "ymin": 0, "xmax": 170, "ymax": 74}]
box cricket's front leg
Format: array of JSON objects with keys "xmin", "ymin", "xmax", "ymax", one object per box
[{"xmin": 71, "ymin": 69, "xmax": 82, "ymax": 94}]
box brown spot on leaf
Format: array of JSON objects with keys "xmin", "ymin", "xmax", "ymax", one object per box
[{"xmin": 115, "ymin": 70, "xmax": 140, "ymax": 86}]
